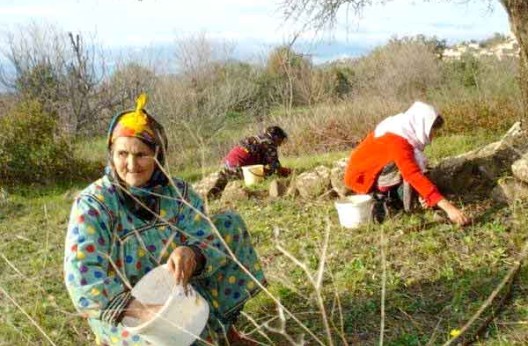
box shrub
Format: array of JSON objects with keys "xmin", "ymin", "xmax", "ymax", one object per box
[
  {"xmin": 349, "ymin": 36, "xmax": 443, "ymax": 101},
  {"xmin": 0, "ymin": 99, "xmax": 98, "ymax": 185},
  {"xmin": 263, "ymin": 96, "xmax": 409, "ymax": 156},
  {"xmin": 439, "ymin": 97, "xmax": 521, "ymax": 134},
  {"xmin": 442, "ymin": 53, "xmax": 481, "ymax": 88}
]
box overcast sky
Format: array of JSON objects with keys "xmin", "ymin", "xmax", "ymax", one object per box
[{"xmin": 0, "ymin": 0, "xmax": 511, "ymax": 63}]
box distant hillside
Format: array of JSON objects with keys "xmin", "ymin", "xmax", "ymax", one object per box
[{"xmin": 443, "ymin": 33, "xmax": 519, "ymax": 60}]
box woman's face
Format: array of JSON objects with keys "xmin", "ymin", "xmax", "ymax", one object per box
[
  {"xmin": 429, "ymin": 127, "xmax": 439, "ymax": 142},
  {"xmin": 274, "ymin": 137, "xmax": 286, "ymax": 147},
  {"xmin": 112, "ymin": 137, "xmax": 156, "ymax": 187}
]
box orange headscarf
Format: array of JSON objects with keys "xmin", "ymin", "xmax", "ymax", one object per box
[{"xmin": 110, "ymin": 93, "xmax": 156, "ymax": 145}]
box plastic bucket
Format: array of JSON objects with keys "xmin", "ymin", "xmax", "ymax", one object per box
[
  {"xmin": 122, "ymin": 264, "xmax": 209, "ymax": 346},
  {"xmin": 334, "ymin": 194, "xmax": 373, "ymax": 229},
  {"xmin": 241, "ymin": 164, "xmax": 265, "ymax": 186}
]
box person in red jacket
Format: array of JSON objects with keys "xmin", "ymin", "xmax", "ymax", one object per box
[
  {"xmin": 207, "ymin": 126, "xmax": 292, "ymax": 199},
  {"xmin": 223, "ymin": 126, "xmax": 292, "ymax": 178},
  {"xmin": 344, "ymin": 101, "xmax": 469, "ymax": 226}
]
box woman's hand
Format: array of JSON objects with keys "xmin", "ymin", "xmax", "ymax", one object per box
[
  {"xmin": 278, "ymin": 167, "xmax": 292, "ymax": 177},
  {"xmin": 124, "ymin": 299, "xmax": 162, "ymax": 322},
  {"xmin": 166, "ymin": 246, "xmax": 197, "ymax": 293},
  {"xmin": 437, "ymin": 199, "xmax": 470, "ymax": 226}
]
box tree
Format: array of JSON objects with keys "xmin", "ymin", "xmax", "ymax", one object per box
[
  {"xmin": 107, "ymin": 62, "xmax": 158, "ymax": 110},
  {"xmin": 153, "ymin": 34, "xmax": 260, "ymax": 140},
  {"xmin": 266, "ymin": 45, "xmax": 311, "ymax": 110},
  {"xmin": 280, "ymin": 0, "xmax": 528, "ymax": 117},
  {"xmin": 0, "ymin": 23, "xmax": 118, "ymax": 134},
  {"xmin": 501, "ymin": 1, "xmax": 528, "ymax": 117}
]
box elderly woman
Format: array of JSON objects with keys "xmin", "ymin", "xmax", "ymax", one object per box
[
  {"xmin": 64, "ymin": 94, "xmax": 265, "ymax": 345},
  {"xmin": 344, "ymin": 101, "xmax": 469, "ymax": 226}
]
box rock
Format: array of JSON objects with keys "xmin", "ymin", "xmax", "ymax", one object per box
[
  {"xmin": 512, "ymin": 155, "xmax": 528, "ymax": 183},
  {"xmin": 430, "ymin": 121, "xmax": 528, "ymax": 198},
  {"xmin": 330, "ymin": 158, "xmax": 352, "ymax": 198},
  {"xmin": 269, "ymin": 178, "xmax": 289, "ymax": 198},
  {"xmin": 192, "ymin": 172, "xmax": 227, "ymax": 200},
  {"xmin": 286, "ymin": 182, "xmax": 299, "ymax": 197},
  {"xmin": 220, "ymin": 181, "xmax": 250, "ymax": 203},
  {"xmin": 491, "ymin": 176, "xmax": 528, "ymax": 204},
  {"xmin": 295, "ymin": 165, "xmax": 332, "ymax": 199}
]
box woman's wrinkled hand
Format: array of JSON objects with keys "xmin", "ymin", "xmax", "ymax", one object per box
[{"xmin": 167, "ymin": 246, "xmax": 197, "ymax": 294}]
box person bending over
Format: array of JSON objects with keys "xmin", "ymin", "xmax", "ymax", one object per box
[{"xmin": 344, "ymin": 101, "xmax": 469, "ymax": 226}]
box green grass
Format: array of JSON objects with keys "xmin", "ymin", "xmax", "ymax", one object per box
[
  {"xmin": 2, "ymin": 131, "xmax": 528, "ymax": 345},
  {"xmin": 73, "ymin": 136, "xmax": 107, "ymax": 165},
  {"xmin": 426, "ymin": 129, "xmax": 500, "ymax": 164},
  {"xmin": 0, "ymin": 188, "xmax": 93, "ymax": 345},
  {"xmin": 223, "ymin": 195, "xmax": 528, "ymax": 345},
  {"xmin": 282, "ymin": 150, "xmax": 349, "ymax": 171}
]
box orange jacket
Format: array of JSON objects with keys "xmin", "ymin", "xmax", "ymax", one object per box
[{"xmin": 344, "ymin": 132, "xmax": 443, "ymax": 207}]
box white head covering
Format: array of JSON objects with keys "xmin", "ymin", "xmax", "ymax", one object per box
[{"xmin": 374, "ymin": 101, "xmax": 439, "ymax": 171}]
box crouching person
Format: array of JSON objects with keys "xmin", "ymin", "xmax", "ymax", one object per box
[{"xmin": 343, "ymin": 101, "xmax": 469, "ymax": 226}]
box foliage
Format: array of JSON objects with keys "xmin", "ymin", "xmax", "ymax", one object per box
[
  {"xmin": 479, "ymin": 32, "xmax": 510, "ymax": 49},
  {"xmin": 331, "ymin": 66, "xmax": 354, "ymax": 99},
  {"xmin": 439, "ymin": 97, "xmax": 520, "ymax": 134},
  {"xmin": 443, "ymin": 53, "xmax": 481, "ymax": 88},
  {"xmin": 106, "ymin": 62, "xmax": 158, "ymax": 112},
  {"xmin": 15, "ymin": 62, "xmax": 62, "ymax": 104},
  {"xmin": 348, "ymin": 36, "xmax": 443, "ymax": 101},
  {"xmin": 265, "ymin": 45, "xmax": 335, "ymax": 109},
  {"xmin": 0, "ymin": 99, "xmax": 99, "ymax": 185},
  {"xmin": 0, "ymin": 27, "xmax": 523, "ymax": 175},
  {"xmin": 0, "ymin": 24, "xmax": 131, "ymax": 135}
]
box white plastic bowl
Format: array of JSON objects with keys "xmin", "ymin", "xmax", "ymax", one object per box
[
  {"xmin": 122, "ymin": 264, "xmax": 209, "ymax": 346},
  {"xmin": 241, "ymin": 164, "xmax": 265, "ymax": 186},
  {"xmin": 334, "ymin": 194, "xmax": 373, "ymax": 229}
]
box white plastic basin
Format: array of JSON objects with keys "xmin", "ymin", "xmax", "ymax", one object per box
[
  {"xmin": 241, "ymin": 164, "xmax": 265, "ymax": 186},
  {"xmin": 334, "ymin": 194, "xmax": 373, "ymax": 229},
  {"xmin": 122, "ymin": 264, "xmax": 209, "ymax": 346}
]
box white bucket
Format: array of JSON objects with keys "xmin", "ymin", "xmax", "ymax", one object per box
[
  {"xmin": 122, "ymin": 264, "xmax": 209, "ymax": 346},
  {"xmin": 241, "ymin": 164, "xmax": 265, "ymax": 186},
  {"xmin": 334, "ymin": 194, "xmax": 373, "ymax": 229}
]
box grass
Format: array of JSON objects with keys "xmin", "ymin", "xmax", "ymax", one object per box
[
  {"xmin": 2, "ymin": 131, "xmax": 528, "ymax": 345},
  {"xmin": 225, "ymin": 196, "xmax": 528, "ymax": 345},
  {"xmin": 425, "ymin": 129, "xmax": 500, "ymax": 164},
  {"xmin": 0, "ymin": 187, "xmax": 92, "ymax": 345},
  {"xmin": 73, "ymin": 136, "xmax": 107, "ymax": 165}
]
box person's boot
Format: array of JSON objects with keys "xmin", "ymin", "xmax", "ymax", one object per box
[
  {"xmin": 372, "ymin": 193, "xmax": 387, "ymax": 224},
  {"xmin": 207, "ymin": 171, "xmax": 229, "ymax": 200}
]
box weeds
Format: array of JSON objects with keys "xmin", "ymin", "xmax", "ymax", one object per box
[{"xmin": 1, "ymin": 178, "xmax": 527, "ymax": 345}]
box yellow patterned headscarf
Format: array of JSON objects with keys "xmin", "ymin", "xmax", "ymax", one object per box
[{"xmin": 110, "ymin": 93, "xmax": 157, "ymax": 145}]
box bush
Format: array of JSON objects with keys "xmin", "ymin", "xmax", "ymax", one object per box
[
  {"xmin": 439, "ymin": 97, "xmax": 521, "ymax": 134},
  {"xmin": 0, "ymin": 100, "xmax": 98, "ymax": 185},
  {"xmin": 263, "ymin": 96, "xmax": 408, "ymax": 156},
  {"xmin": 442, "ymin": 53, "xmax": 481, "ymax": 88},
  {"xmin": 349, "ymin": 36, "xmax": 443, "ymax": 101}
]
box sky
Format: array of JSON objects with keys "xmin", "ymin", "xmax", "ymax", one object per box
[{"xmin": 0, "ymin": 0, "xmax": 512, "ymax": 64}]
